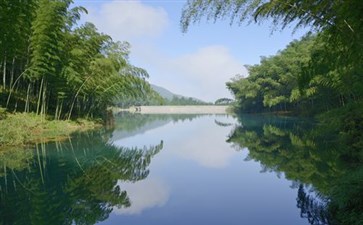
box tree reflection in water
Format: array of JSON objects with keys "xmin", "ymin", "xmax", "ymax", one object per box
[
  {"xmin": 0, "ymin": 129, "xmax": 163, "ymax": 225},
  {"xmin": 228, "ymin": 114, "xmax": 363, "ymax": 225},
  {"xmin": 297, "ymin": 185, "xmax": 330, "ymax": 225}
]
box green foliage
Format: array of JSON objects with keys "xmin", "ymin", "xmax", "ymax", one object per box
[
  {"xmin": 328, "ymin": 167, "xmax": 363, "ymax": 225},
  {"xmin": 0, "ymin": 107, "xmax": 6, "ymax": 120},
  {"xmin": 228, "ymin": 114, "xmax": 363, "ymax": 225},
  {"xmin": 228, "ymin": 115, "xmax": 339, "ymax": 192},
  {"xmin": 227, "ymin": 33, "xmax": 363, "ymax": 115},
  {"xmin": 227, "ymin": 35, "xmax": 318, "ymax": 114},
  {"xmin": 182, "ymin": 2, "xmax": 363, "ymax": 222},
  {"xmin": 116, "ymin": 90, "xmax": 166, "ymax": 107},
  {"xmin": 0, "ymin": 130, "xmax": 163, "ymax": 224},
  {"xmin": 214, "ymin": 98, "xmax": 234, "ymax": 105},
  {"xmin": 181, "ymin": 0, "xmax": 363, "ymax": 43},
  {"xmin": 166, "ymin": 95, "xmax": 210, "ymax": 105},
  {"xmin": 316, "ymin": 102, "xmax": 363, "ymax": 164},
  {"xmin": 0, "ymin": 0, "xmax": 153, "ymax": 120},
  {"xmin": 183, "ymin": 0, "xmax": 363, "ymax": 117}
]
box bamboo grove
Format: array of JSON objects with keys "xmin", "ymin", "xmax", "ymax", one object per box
[
  {"xmin": 0, "ymin": 0, "xmax": 154, "ymax": 119},
  {"xmin": 182, "ymin": 0, "xmax": 363, "ymax": 116}
]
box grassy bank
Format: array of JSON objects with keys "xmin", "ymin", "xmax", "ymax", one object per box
[{"xmin": 0, "ymin": 109, "xmax": 101, "ymax": 148}]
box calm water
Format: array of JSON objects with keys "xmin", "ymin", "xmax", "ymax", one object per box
[{"xmin": 1, "ymin": 113, "xmax": 359, "ymax": 224}]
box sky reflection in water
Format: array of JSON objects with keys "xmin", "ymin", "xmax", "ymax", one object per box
[{"xmin": 102, "ymin": 114, "xmax": 308, "ymax": 225}]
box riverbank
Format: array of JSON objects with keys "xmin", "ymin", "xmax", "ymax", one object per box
[{"xmin": 0, "ymin": 110, "xmax": 100, "ymax": 148}]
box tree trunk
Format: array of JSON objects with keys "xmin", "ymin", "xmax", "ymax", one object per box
[
  {"xmin": 55, "ymin": 98, "xmax": 59, "ymax": 120},
  {"xmin": 55, "ymin": 96, "xmax": 64, "ymax": 120},
  {"xmin": 25, "ymin": 83, "xmax": 31, "ymax": 112},
  {"xmin": 68, "ymin": 76, "xmax": 92, "ymax": 120},
  {"xmin": 40, "ymin": 81, "xmax": 47, "ymax": 118},
  {"xmin": 340, "ymin": 95, "xmax": 345, "ymax": 107},
  {"xmin": 3, "ymin": 55, "xmax": 7, "ymax": 90},
  {"xmin": 6, "ymin": 68, "xmax": 28, "ymax": 108},
  {"xmin": 58, "ymin": 99, "xmax": 63, "ymax": 120},
  {"xmin": 13, "ymin": 85, "xmax": 20, "ymax": 112},
  {"xmin": 36, "ymin": 77, "xmax": 44, "ymax": 115},
  {"xmin": 10, "ymin": 57, "xmax": 15, "ymax": 90}
]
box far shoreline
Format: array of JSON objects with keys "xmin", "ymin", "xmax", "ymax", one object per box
[{"xmin": 114, "ymin": 105, "xmax": 230, "ymax": 115}]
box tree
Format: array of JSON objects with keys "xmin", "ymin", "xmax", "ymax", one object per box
[
  {"xmin": 227, "ymin": 35, "xmax": 322, "ymax": 113},
  {"xmin": 181, "ymin": 0, "xmax": 363, "ymax": 38},
  {"xmin": 228, "ymin": 114, "xmax": 363, "ymax": 225},
  {"xmin": 0, "ymin": 0, "xmax": 36, "ymax": 90},
  {"xmin": 0, "ymin": 130, "xmax": 163, "ymax": 224},
  {"xmin": 1, "ymin": 1, "xmax": 154, "ymax": 120},
  {"xmin": 214, "ymin": 98, "xmax": 234, "ymax": 105},
  {"xmin": 27, "ymin": 0, "xmax": 71, "ymax": 116},
  {"xmin": 182, "ymin": 0, "xmax": 363, "ymax": 113}
]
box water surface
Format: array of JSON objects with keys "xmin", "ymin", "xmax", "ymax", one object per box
[{"xmin": 2, "ymin": 113, "xmax": 357, "ymax": 225}]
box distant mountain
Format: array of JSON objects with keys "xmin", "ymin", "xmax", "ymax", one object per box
[
  {"xmin": 150, "ymin": 84, "xmax": 208, "ymax": 104},
  {"xmin": 150, "ymin": 84, "xmax": 176, "ymax": 100}
]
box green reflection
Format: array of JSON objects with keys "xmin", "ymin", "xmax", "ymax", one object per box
[
  {"xmin": 0, "ymin": 130, "xmax": 163, "ymax": 225},
  {"xmin": 228, "ymin": 114, "xmax": 363, "ymax": 225}
]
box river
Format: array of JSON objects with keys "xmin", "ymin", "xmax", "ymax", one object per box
[{"xmin": 0, "ymin": 113, "xmax": 361, "ymax": 224}]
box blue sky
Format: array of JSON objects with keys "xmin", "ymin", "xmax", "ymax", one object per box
[{"xmin": 75, "ymin": 0, "xmax": 308, "ymax": 102}]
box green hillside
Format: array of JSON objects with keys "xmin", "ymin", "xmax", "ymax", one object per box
[
  {"xmin": 150, "ymin": 84, "xmax": 176, "ymax": 100},
  {"xmin": 150, "ymin": 84, "xmax": 210, "ymax": 105}
]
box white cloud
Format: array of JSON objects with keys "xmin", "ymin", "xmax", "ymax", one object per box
[
  {"xmin": 172, "ymin": 116, "xmax": 239, "ymax": 168},
  {"xmin": 84, "ymin": 0, "xmax": 169, "ymax": 40},
  {"xmin": 115, "ymin": 178, "xmax": 169, "ymax": 215},
  {"xmin": 169, "ymin": 46, "xmax": 248, "ymax": 101},
  {"xmin": 133, "ymin": 45, "xmax": 248, "ymax": 102},
  {"xmin": 80, "ymin": 1, "xmax": 247, "ymax": 102}
]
